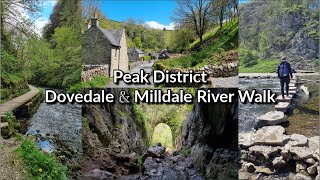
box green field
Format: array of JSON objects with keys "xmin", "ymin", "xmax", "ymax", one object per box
[{"xmin": 239, "ymin": 59, "xmax": 279, "ymax": 73}]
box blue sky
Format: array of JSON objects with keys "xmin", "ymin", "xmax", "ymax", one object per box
[{"xmin": 36, "ymin": 0, "xmax": 250, "ymax": 32}]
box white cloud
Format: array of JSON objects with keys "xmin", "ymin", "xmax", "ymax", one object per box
[
  {"xmin": 144, "ymin": 21, "xmax": 175, "ymax": 30},
  {"xmin": 43, "ymin": 1, "xmax": 57, "ymax": 8}
]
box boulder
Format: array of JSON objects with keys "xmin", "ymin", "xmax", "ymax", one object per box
[
  {"xmin": 255, "ymin": 166, "xmax": 274, "ymax": 175},
  {"xmin": 307, "ymin": 165, "xmax": 317, "ymax": 175},
  {"xmin": 293, "ymin": 173, "xmax": 311, "ymax": 180},
  {"xmin": 288, "ymin": 134, "xmax": 308, "ymax": 147},
  {"xmin": 272, "ymin": 156, "xmax": 286, "ymax": 168},
  {"xmin": 254, "ymin": 111, "xmax": 286, "ymax": 129},
  {"xmin": 304, "ymin": 158, "xmax": 316, "ymax": 165},
  {"xmin": 289, "ymin": 146, "xmax": 314, "ymax": 160},
  {"xmin": 143, "ymin": 157, "xmax": 163, "ymax": 176},
  {"xmin": 254, "ymin": 126, "xmax": 285, "ymax": 146},
  {"xmin": 243, "ymin": 162, "xmax": 256, "ymax": 173},
  {"xmin": 145, "ymin": 143, "xmax": 166, "ymax": 159},
  {"xmin": 249, "ymin": 145, "xmax": 282, "ymax": 157}
]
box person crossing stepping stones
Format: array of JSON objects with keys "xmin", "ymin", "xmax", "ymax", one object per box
[{"xmin": 277, "ymin": 56, "xmax": 293, "ymax": 99}]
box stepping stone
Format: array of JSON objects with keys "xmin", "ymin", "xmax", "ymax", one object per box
[
  {"xmin": 289, "ymin": 83, "xmax": 295, "ymax": 87},
  {"xmin": 255, "ymin": 111, "xmax": 286, "ymax": 129},
  {"xmin": 275, "ymin": 102, "xmax": 290, "ymax": 112},
  {"xmin": 289, "ymin": 90, "xmax": 296, "ymax": 95},
  {"xmin": 289, "ymin": 86, "xmax": 297, "ymax": 91},
  {"xmin": 254, "ymin": 126, "xmax": 285, "ymax": 146},
  {"xmin": 275, "ymin": 95, "xmax": 292, "ymax": 102}
]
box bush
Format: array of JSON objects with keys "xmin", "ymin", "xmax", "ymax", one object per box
[
  {"xmin": 16, "ymin": 139, "xmax": 67, "ymax": 180},
  {"xmin": 139, "ymin": 56, "xmax": 151, "ymax": 61},
  {"xmin": 67, "ymin": 76, "xmax": 111, "ymax": 93},
  {"xmin": 239, "ymin": 48, "xmax": 259, "ymax": 67}
]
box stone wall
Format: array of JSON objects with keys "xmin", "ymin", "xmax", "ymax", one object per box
[
  {"xmin": 81, "ymin": 65, "xmax": 109, "ymax": 82},
  {"xmin": 82, "ymin": 27, "xmax": 112, "ymax": 65}
]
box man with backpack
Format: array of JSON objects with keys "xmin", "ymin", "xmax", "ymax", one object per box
[{"xmin": 277, "ymin": 56, "xmax": 293, "ymax": 98}]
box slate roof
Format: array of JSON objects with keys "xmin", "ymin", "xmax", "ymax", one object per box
[
  {"xmin": 97, "ymin": 27, "xmax": 123, "ymax": 47},
  {"xmin": 128, "ymin": 47, "xmax": 144, "ymax": 54}
]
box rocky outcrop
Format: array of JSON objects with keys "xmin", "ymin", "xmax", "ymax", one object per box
[
  {"xmin": 240, "ymin": 0, "xmax": 319, "ymax": 70},
  {"xmin": 82, "ymin": 89, "xmax": 148, "ymax": 155},
  {"xmin": 179, "ymin": 88, "xmax": 238, "ymax": 179},
  {"xmin": 81, "ymin": 88, "xmax": 148, "ymax": 178}
]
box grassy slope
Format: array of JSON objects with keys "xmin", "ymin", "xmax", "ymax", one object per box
[
  {"xmin": 155, "ymin": 21, "xmax": 238, "ymax": 69},
  {"xmin": 239, "ymin": 60, "xmax": 279, "ymax": 73}
]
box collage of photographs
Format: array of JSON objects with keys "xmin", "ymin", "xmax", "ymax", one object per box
[{"xmin": 0, "ymin": 0, "xmax": 319, "ymax": 179}]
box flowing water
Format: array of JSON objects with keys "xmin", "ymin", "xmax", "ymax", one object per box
[
  {"xmin": 26, "ymin": 89, "xmax": 82, "ymax": 152},
  {"xmin": 239, "ymin": 77, "xmax": 319, "ymax": 136}
]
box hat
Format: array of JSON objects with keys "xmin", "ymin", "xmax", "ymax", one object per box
[{"xmin": 281, "ymin": 56, "xmax": 286, "ymax": 60}]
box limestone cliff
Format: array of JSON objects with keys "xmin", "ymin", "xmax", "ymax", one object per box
[
  {"xmin": 240, "ymin": 0, "xmax": 319, "ymax": 70},
  {"xmin": 82, "ymin": 88, "xmax": 148, "ymax": 155},
  {"xmin": 179, "ymin": 88, "xmax": 239, "ymax": 179}
]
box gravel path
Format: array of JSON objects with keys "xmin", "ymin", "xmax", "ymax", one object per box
[{"xmin": 0, "ymin": 137, "xmax": 27, "ymax": 179}]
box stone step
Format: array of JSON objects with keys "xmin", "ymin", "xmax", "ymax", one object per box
[
  {"xmin": 274, "ymin": 102, "xmax": 290, "ymax": 112},
  {"xmin": 289, "ymin": 90, "xmax": 297, "ymax": 95},
  {"xmin": 289, "ymin": 83, "xmax": 295, "ymax": 87},
  {"xmin": 275, "ymin": 95, "xmax": 292, "ymax": 102},
  {"xmin": 291, "ymin": 80, "xmax": 297, "ymax": 84},
  {"xmin": 255, "ymin": 111, "xmax": 286, "ymax": 129},
  {"xmin": 289, "ymin": 86, "xmax": 297, "ymax": 91}
]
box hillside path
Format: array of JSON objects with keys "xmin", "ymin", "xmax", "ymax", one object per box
[{"xmin": 0, "ymin": 85, "xmax": 39, "ymax": 118}]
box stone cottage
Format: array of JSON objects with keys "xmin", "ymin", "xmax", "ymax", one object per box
[
  {"xmin": 128, "ymin": 47, "xmax": 144, "ymax": 61},
  {"xmin": 82, "ymin": 14, "xmax": 128, "ymax": 77}
]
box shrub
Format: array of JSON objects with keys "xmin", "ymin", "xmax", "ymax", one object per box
[
  {"xmin": 239, "ymin": 48, "xmax": 259, "ymax": 67},
  {"xmin": 16, "ymin": 139, "xmax": 67, "ymax": 180}
]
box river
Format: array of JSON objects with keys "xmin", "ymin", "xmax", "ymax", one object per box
[
  {"xmin": 239, "ymin": 76, "xmax": 319, "ymax": 137},
  {"xmin": 26, "ymin": 90, "xmax": 82, "ymax": 153}
]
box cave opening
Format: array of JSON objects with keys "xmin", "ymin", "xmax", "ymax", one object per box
[{"xmin": 151, "ymin": 123, "xmax": 173, "ymax": 150}]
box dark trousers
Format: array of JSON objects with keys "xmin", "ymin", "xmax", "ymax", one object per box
[{"xmin": 280, "ymin": 77, "xmax": 290, "ymax": 97}]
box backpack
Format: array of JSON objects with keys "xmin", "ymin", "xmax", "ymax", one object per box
[{"xmin": 279, "ymin": 62, "xmax": 289, "ymax": 77}]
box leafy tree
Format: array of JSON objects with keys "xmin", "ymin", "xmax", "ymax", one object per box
[{"xmin": 172, "ymin": 0, "xmax": 212, "ymax": 44}]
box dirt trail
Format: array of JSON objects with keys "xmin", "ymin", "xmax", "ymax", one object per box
[{"xmin": 0, "ymin": 137, "xmax": 27, "ymax": 180}]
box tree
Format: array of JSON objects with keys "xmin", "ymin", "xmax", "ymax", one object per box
[{"xmin": 172, "ymin": 0, "xmax": 212, "ymax": 44}]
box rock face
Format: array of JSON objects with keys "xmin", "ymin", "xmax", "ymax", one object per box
[
  {"xmin": 179, "ymin": 89, "xmax": 238, "ymax": 179},
  {"xmin": 255, "ymin": 111, "xmax": 286, "ymax": 129},
  {"xmin": 82, "ymin": 89, "xmax": 148, "ymax": 155},
  {"xmin": 240, "ymin": 0, "xmax": 319, "ymax": 70},
  {"xmin": 145, "ymin": 143, "xmax": 166, "ymax": 159},
  {"xmin": 81, "ymin": 89, "xmax": 148, "ymax": 178}
]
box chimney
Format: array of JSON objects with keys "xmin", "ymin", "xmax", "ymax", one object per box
[
  {"xmin": 85, "ymin": 22, "xmax": 91, "ymax": 31},
  {"xmin": 91, "ymin": 13, "xmax": 99, "ymax": 27}
]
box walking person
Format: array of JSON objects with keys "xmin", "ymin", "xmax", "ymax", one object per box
[{"xmin": 277, "ymin": 56, "xmax": 293, "ymax": 99}]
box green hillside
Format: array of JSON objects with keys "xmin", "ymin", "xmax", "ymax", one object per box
[{"xmin": 154, "ymin": 20, "xmax": 238, "ymax": 69}]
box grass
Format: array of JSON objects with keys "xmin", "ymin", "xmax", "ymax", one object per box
[
  {"xmin": 188, "ymin": 26, "xmax": 220, "ymax": 50},
  {"xmin": 239, "ymin": 59, "xmax": 279, "ymax": 73},
  {"xmin": 16, "ymin": 139, "xmax": 67, "ymax": 180},
  {"xmin": 67, "ymin": 76, "xmax": 111, "ymax": 93},
  {"xmin": 155, "ymin": 20, "xmax": 238, "ymax": 69}
]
